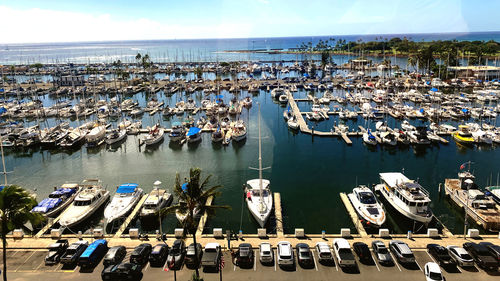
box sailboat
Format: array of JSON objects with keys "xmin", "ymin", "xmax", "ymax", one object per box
[{"xmin": 244, "ymin": 104, "xmax": 273, "ymax": 227}]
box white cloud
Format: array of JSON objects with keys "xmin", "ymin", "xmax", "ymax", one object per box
[{"xmin": 0, "ymin": 6, "xmax": 254, "ymax": 43}]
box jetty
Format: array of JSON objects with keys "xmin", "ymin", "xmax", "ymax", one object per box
[
  {"xmin": 114, "ymin": 194, "xmax": 149, "ymax": 238},
  {"xmin": 339, "ymin": 192, "xmax": 368, "ymax": 237},
  {"xmin": 196, "ymin": 195, "xmax": 214, "ymax": 236},
  {"xmin": 34, "ymin": 209, "xmax": 70, "ymax": 238},
  {"xmin": 274, "ymin": 192, "xmax": 284, "ymax": 237}
]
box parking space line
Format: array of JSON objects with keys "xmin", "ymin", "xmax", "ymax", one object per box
[
  {"xmin": 312, "ymin": 250, "xmax": 318, "ymax": 271},
  {"xmin": 15, "ymin": 251, "xmax": 36, "ymax": 272},
  {"xmin": 144, "ymin": 262, "xmax": 150, "ymax": 271},
  {"xmin": 35, "ymin": 259, "xmax": 45, "ymax": 271},
  {"xmin": 414, "ymin": 259, "xmax": 423, "ymax": 272},
  {"xmin": 455, "ymin": 265, "xmax": 462, "ymax": 273},
  {"xmin": 331, "ymin": 250, "xmax": 338, "ymax": 271},
  {"xmin": 254, "ymin": 250, "xmax": 257, "ymax": 271},
  {"xmin": 426, "ymin": 252, "xmax": 437, "ymax": 263},
  {"xmin": 11, "ymin": 250, "xmax": 20, "ymax": 257},
  {"xmin": 274, "ymin": 249, "xmax": 277, "ymax": 271},
  {"xmin": 370, "ymin": 251, "xmax": 380, "ymax": 272},
  {"xmin": 389, "ymin": 253, "xmax": 402, "ymax": 271}
]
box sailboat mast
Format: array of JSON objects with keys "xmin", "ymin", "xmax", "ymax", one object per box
[{"xmin": 258, "ymin": 103, "xmax": 263, "ymax": 203}]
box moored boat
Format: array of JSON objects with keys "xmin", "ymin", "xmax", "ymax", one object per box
[
  {"xmin": 347, "ymin": 185, "xmax": 386, "ymax": 228},
  {"xmin": 31, "ymin": 183, "xmax": 81, "ymax": 217},
  {"xmin": 104, "ymin": 183, "xmax": 144, "ymax": 224}
]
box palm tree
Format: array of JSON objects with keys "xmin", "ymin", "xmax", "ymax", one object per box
[
  {"xmin": 159, "ymin": 168, "xmax": 230, "ymax": 278},
  {"xmin": 0, "ymin": 185, "xmax": 44, "ymax": 281}
]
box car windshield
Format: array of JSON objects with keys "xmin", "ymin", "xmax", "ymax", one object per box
[
  {"xmin": 262, "ymin": 251, "xmax": 270, "ymax": 255},
  {"xmin": 378, "ymin": 248, "xmax": 388, "ymax": 254},
  {"xmin": 429, "ymin": 272, "xmax": 443, "ymax": 280},
  {"xmin": 461, "ymin": 253, "xmax": 472, "ymax": 260},
  {"xmin": 301, "ymin": 251, "xmax": 310, "ymax": 257},
  {"xmin": 281, "ymin": 255, "xmax": 291, "ymax": 259},
  {"xmin": 402, "ymin": 253, "xmax": 414, "ymax": 258}
]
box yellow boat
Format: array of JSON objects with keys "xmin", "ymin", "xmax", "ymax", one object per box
[{"xmin": 453, "ymin": 125, "xmax": 474, "ymax": 144}]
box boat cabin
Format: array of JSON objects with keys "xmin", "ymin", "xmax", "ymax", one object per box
[
  {"xmin": 380, "ymin": 172, "xmax": 431, "ymax": 207},
  {"xmin": 457, "ymin": 172, "xmax": 477, "ymax": 189}
]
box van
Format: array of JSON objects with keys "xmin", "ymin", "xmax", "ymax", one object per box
[{"xmin": 78, "ymin": 239, "xmax": 108, "ymax": 268}]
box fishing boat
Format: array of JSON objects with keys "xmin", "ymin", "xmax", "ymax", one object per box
[
  {"xmin": 231, "ymin": 120, "xmax": 247, "ymax": 142},
  {"xmin": 105, "ymin": 128, "xmax": 127, "ymax": 145},
  {"xmin": 168, "ymin": 122, "xmax": 185, "ymax": 142},
  {"xmin": 140, "ymin": 186, "xmax": 173, "ymax": 222},
  {"xmin": 86, "ymin": 125, "xmax": 106, "ymax": 147},
  {"xmin": 244, "ymin": 105, "xmax": 273, "ymax": 227},
  {"xmin": 144, "ymin": 124, "xmax": 164, "ymax": 146},
  {"xmin": 31, "ymin": 183, "xmax": 81, "ymax": 217},
  {"xmin": 444, "ymin": 166, "xmax": 500, "ymax": 232},
  {"xmin": 453, "ymin": 125, "xmax": 474, "ymax": 144},
  {"xmin": 59, "ymin": 179, "xmax": 110, "ymax": 228},
  {"xmin": 375, "ymin": 172, "xmax": 433, "ymax": 224},
  {"xmin": 186, "ymin": 127, "xmax": 202, "ymax": 143},
  {"xmin": 104, "ymin": 183, "xmax": 144, "ymax": 224},
  {"xmin": 347, "ymin": 185, "xmax": 386, "ymax": 228}
]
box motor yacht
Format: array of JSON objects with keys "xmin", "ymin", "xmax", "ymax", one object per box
[
  {"xmin": 347, "ymin": 185, "xmax": 386, "ymax": 227},
  {"xmin": 104, "ymin": 183, "xmax": 144, "ymax": 224},
  {"xmin": 32, "ymin": 183, "xmax": 81, "ymax": 217}
]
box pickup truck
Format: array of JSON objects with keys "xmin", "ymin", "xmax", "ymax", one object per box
[
  {"xmin": 201, "ymin": 243, "xmax": 221, "ymax": 269},
  {"xmin": 463, "ymin": 242, "xmax": 499, "ymax": 271},
  {"xmin": 333, "ymin": 238, "xmax": 356, "ymax": 267},
  {"xmin": 60, "ymin": 240, "xmax": 89, "ymax": 266}
]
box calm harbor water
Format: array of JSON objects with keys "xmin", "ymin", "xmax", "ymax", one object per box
[{"xmin": 4, "ymin": 85, "xmax": 500, "ymax": 235}]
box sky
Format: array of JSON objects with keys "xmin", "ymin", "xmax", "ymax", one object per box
[{"xmin": 0, "ymin": 0, "xmax": 499, "ymax": 43}]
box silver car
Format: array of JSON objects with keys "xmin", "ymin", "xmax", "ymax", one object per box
[
  {"xmin": 372, "ymin": 240, "xmax": 393, "ymax": 264},
  {"xmin": 277, "ymin": 241, "xmax": 294, "ymax": 267},
  {"xmin": 259, "ymin": 242, "xmax": 274, "ymax": 264},
  {"xmin": 447, "ymin": 245, "xmax": 474, "ymax": 267}
]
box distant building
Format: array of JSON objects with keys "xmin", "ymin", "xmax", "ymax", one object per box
[
  {"xmin": 447, "ymin": 66, "xmax": 500, "ymax": 80},
  {"xmin": 56, "ymin": 75, "xmax": 84, "ymax": 86}
]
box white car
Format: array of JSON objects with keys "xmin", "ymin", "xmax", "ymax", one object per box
[
  {"xmin": 332, "ymin": 238, "xmax": 356, "ymax": 267},
  {"xmin": 277, "ymin": 241, "xmax": 294, "ymax": 267},
  {"xmin": 315, "ymin": 242, "xmax": 334, "ymax": 263},
  {"xmin": 446, "ymin": 246, "xmax": 474, "ymax": 267},
  {"xmin": 424, "ymin": 262, "xmax": 445, "ymax": 281},
  {"xmin": 259, "ymin": 242, "xmax": 274, "ymax": 264}
]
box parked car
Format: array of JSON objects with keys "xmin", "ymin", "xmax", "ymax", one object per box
[
  {"xmin": 463, "ymin": 242, "xmax": 498, "ymax": 271},
  {"xmin": 60, "ymin": 240, "xmax": 89, "ymax": 266},
  {"xmin": 478, "ymin": 242, "xmax": 500, "ymax": 262},
  {"xmin": 130, "ymin": 243, "xmax": 152, "ymax": 265},
  {"xmin": 371, "ymin": 240, "xmax": 392, "ymax": 264},
  {"xmin": 103, "ymin": 246, "xmax": 127, "ymax": 268},
  {"xmin": 389, "ymin": 240, "xmax": 415, "ymax": 264},
  {"xmin": 166, "ymin": 239, "xmax": 186, "ymax": 270},
  {"xmin": 424, "ymin": 262, "xmax": 444, "ymax": 281},
  {"xmin": 101, "ymin": 262, "xmax": 143, "ymax": 281},
  {"xmin": 296, "ymin": 243, "xmax": 313, "ymax": 268},
  {"xmin": 259, "ymin": 242, "xmax": 274, "ymax": 264},
  {"xmin": 277, "ymin": 241, "xmax": 294, "ymax": 267},
  {"xmin": 446, "ymin": 246, "xmax": 474, "ymax": 267},
  {"xmin": 315, "ymin": 242, "xmax": 334, "ymax": 264},
  {"xmin": 78, "ymin": 239, "xmax": 108, "ymax": 268},
  {"xmin": 332, "ymin": 238, "xmax": 356, "ymax": 267},
  {"xmin": 185, "ymin": 243, "xmax": 202, "ymax": 268},
  {"xmin": 353, "ymin": 242, "xmax": 373, "ymax": 264},
  {"xmin": 236, "ymin": 243, "xmax": 254, "ymax": 267},
  {"xmin": 45, "ymin": 239, "xmax": 69, "ymax": 265},
  {"xmin": 426, "ymin": 244, "xmax": 456, "ymax": 267},
  {"xmin": 149, "ymin": 244, "xmax": 169, "ymax": 267},
  {"xmin": 201, "ymin": 243, "xmax": 221, "ymax": 269}
]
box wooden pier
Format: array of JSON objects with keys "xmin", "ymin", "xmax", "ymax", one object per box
[
  {"xmin": 339, "ymin": 192, "xmax": 368, "ymax": 237},
  {"xmin": 274, "ymin": 192, "xmax": 284, "ymax": 237},
  {"xmin": 35, "ymin": 209, "xmax": 69, "ymax": 238},
  {"xmin": 196, "ymin": 195, "xmax": 214, "ymax": 236},
  {"xmin": 114, "ymin": 194, "xmax": 148, "ymax": 238}
]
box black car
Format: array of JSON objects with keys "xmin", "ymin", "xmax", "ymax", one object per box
[
  {"xmin": 130, "ymin": 243, "xmax": 152, "ymax": 265},
  {"xmin": 45, "ymin": 239, "xmax": 69, "ymax": 265},
  {"xmin": 427, "ymin": 244, "xmax": 456, "ymax": 267},
  {"xmin": 236, "ymin": 243, "xmax": 254, "ymax": 267},
  {"xmin": 149, "ymin": 244, "xmax": 169, "ymax": 267},
  {"xmin": 353, "ymin": 242, "xmax": 373, "ymax": 264},
  {"xmin": 296, "ymin": 243, "xmax": 313, "ymax": 268},
  {"xmin": 101, "ymin": 262, "xmax": 143, "ymax": 281},
  {"xmin": 185, "ymin": 243, "xmax": 203, "ymax": 268},
  {"xmin": 479, "ymin": 242, "xmax": 500, "ymax": 262},
  {"xmin": 60, "ymin": 240, "xmax": 89, "ymax": 266},
  {"xmin": 166, "ymin": 239, "xmax": 186, "ymax": 270},
  {"xmin": 463, "ymin": 242, "xmax": 498, "ymax": 271},
  {"xmin": 103, "ymin": 246, "xmax": 127, "ymax": 268}
]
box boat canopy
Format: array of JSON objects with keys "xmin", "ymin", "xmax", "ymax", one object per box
[
  {"xmin": 379, "ymin": 172, "xmax": 410, "ymax": 187},
  {"xmin": 32, "ymin": 198, "xmax": 62, "ymax": 213},
  {"xmin": 51, "ymin": 188, "xmax": 77, "ymax": 197},
  {"xmin": 186, "ymin": 127, "xmax": 201, "ymax": 136},
  {"xmin": 117, "ymin": 183, "xmax": 138, "ymax": 194},
  {"xmin": 80, "ymin": 239, "xmax": 107, "ymax": 258}
]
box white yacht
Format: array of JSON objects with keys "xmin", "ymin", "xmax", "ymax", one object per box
[
  {"xmin": 347, "ymin": 185, "xmax": 386, "ymax": 227},
  {"xmin": 363, "ymin": 130, "xmax": 377, "ymax": 146},
  {"xmin": 144, "ymin": 124, "xmax": 164, "ymax": 146},
  {"xmin": 86, "ymin": 125, "xmax": 106, "ymax": 147},
  {"xmin": 375, "ymin": 173, "xmax": 433, "ymax": 224},
  {"xmin": 244, "ymin": 105, "xmax": 273, "ymax": 227},
  {"xmin": 104, "ymin": 183, "xmax": 144, "ymax": 224},
  {"xmin": 287, "ymin": 116, "xmax": 300, "ymax": 130},
  {"xmin": 231, "ymin": 120, "xmax": 247, "ymax": 142},
  {"xmin": 140, "ymin": 187, "xmax": 173, "ymax": 221},
  {"xmin": 59, "ymin": 179, "xmax": 110, "ymax": 228}
]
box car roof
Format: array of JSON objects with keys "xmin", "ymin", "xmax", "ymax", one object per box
[
  {"xmin": 260, "ymin": 243, "xmax": 271, "ymax": 251},
  {"xmin": 426, "ymin": 262, "xmax": 441, "ymax": 273},
  {"xmin": 278, "ymin": 243, "xmax": 292, "ymax": 255},
  {"xmin": 333, "ymin": 238, "xmax": 350, "ymax": 249},
  {"xmin": 296, "ymin": 243, "xmax": 309, "ymax": 248},
  {"xmin": 205, "ymin": 243, "xmax": 220, "ymax": 249},
  {"xmin": 391, "ymin": 240, "xmax": 412, "ymax": 254}
]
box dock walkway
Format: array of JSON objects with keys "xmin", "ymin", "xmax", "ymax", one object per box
[
  {"xmin": 339, "ymin": 192, "xmax": 368, "ymax": 237},
  {"xmin": 196, "ymin": 196, "xmax": 214, "ymax": 237},
  {"xmin": 35, "ymin": 209, "xmax": 69, "ymax": 238},
  {"xmin": 114, "ymin": 194, "xmax": 148, "ymax": 238},
  {"xmin": 274, "ymin": 193, "xmax": 284, "ymax": 237}
]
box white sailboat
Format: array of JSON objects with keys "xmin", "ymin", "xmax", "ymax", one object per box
[
  {"xmin": 104, "ymin": 183, "xmax": 144, "ymax": 224},
  {"xmin": 244, "ymin": 104, "xmax": 273, "ymax": 227}
]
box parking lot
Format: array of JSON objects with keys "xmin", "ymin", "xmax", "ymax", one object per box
[{"xmin": 3, "ymin": 247, "xmax": 500, "ymax": 281}]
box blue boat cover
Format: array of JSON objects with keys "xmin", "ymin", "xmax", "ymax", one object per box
[
  {"xmin": 430, "ymin": 87, "xmax": 438, "ymax": 92},
  {"xmin": 117, "ymin": 183, "xmax": 138, "ymax": 194},
  {"xmin": 80, "ymin": 239, "xmax": 107, "ymax": 258},
  {"xmin": 51, "ymin": 188, "xmax": 76, "ymax": 196},
  {"xmin": 182, "ymin": 183, "xmax": 189, "ymax": 193},
  {"xmin": 32, "ymin": 198, "xmax": 62, "ymax": 213},
  {"xmin": 186, "ymin": 127, "xmax": 201, "ymax": 136}
]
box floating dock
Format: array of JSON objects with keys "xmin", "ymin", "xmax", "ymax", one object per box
[
  {"xmin": 274, "ymin": 192, "xmax": 284, "ymax": 237},
  {"xmin": 34, "ymin": 209, "xmax": 69, "ymax": 238},
  {"xmin": 339, "ymin": 192, "xmax": 368, "ymax": 237},
  {"xmin": 196, "ymin": 195, "xmax": 214, "ymax": 236},
  {"xmin": 114, "ymin": 194, "xmax": 149, "ymax": 238}
]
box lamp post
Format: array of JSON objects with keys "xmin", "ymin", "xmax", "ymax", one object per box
[
  {"xmin": 463, "ymin": 178, "xmax": 473, "ymax": 238},
  {"xmin": 154, "ymin": 180, "xmax": 162, "ymax": 237}
]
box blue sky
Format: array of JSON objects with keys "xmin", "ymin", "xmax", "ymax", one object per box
[{"xmin": 0, "ymin": 0, "xmax": 499, "ymax": 43}]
